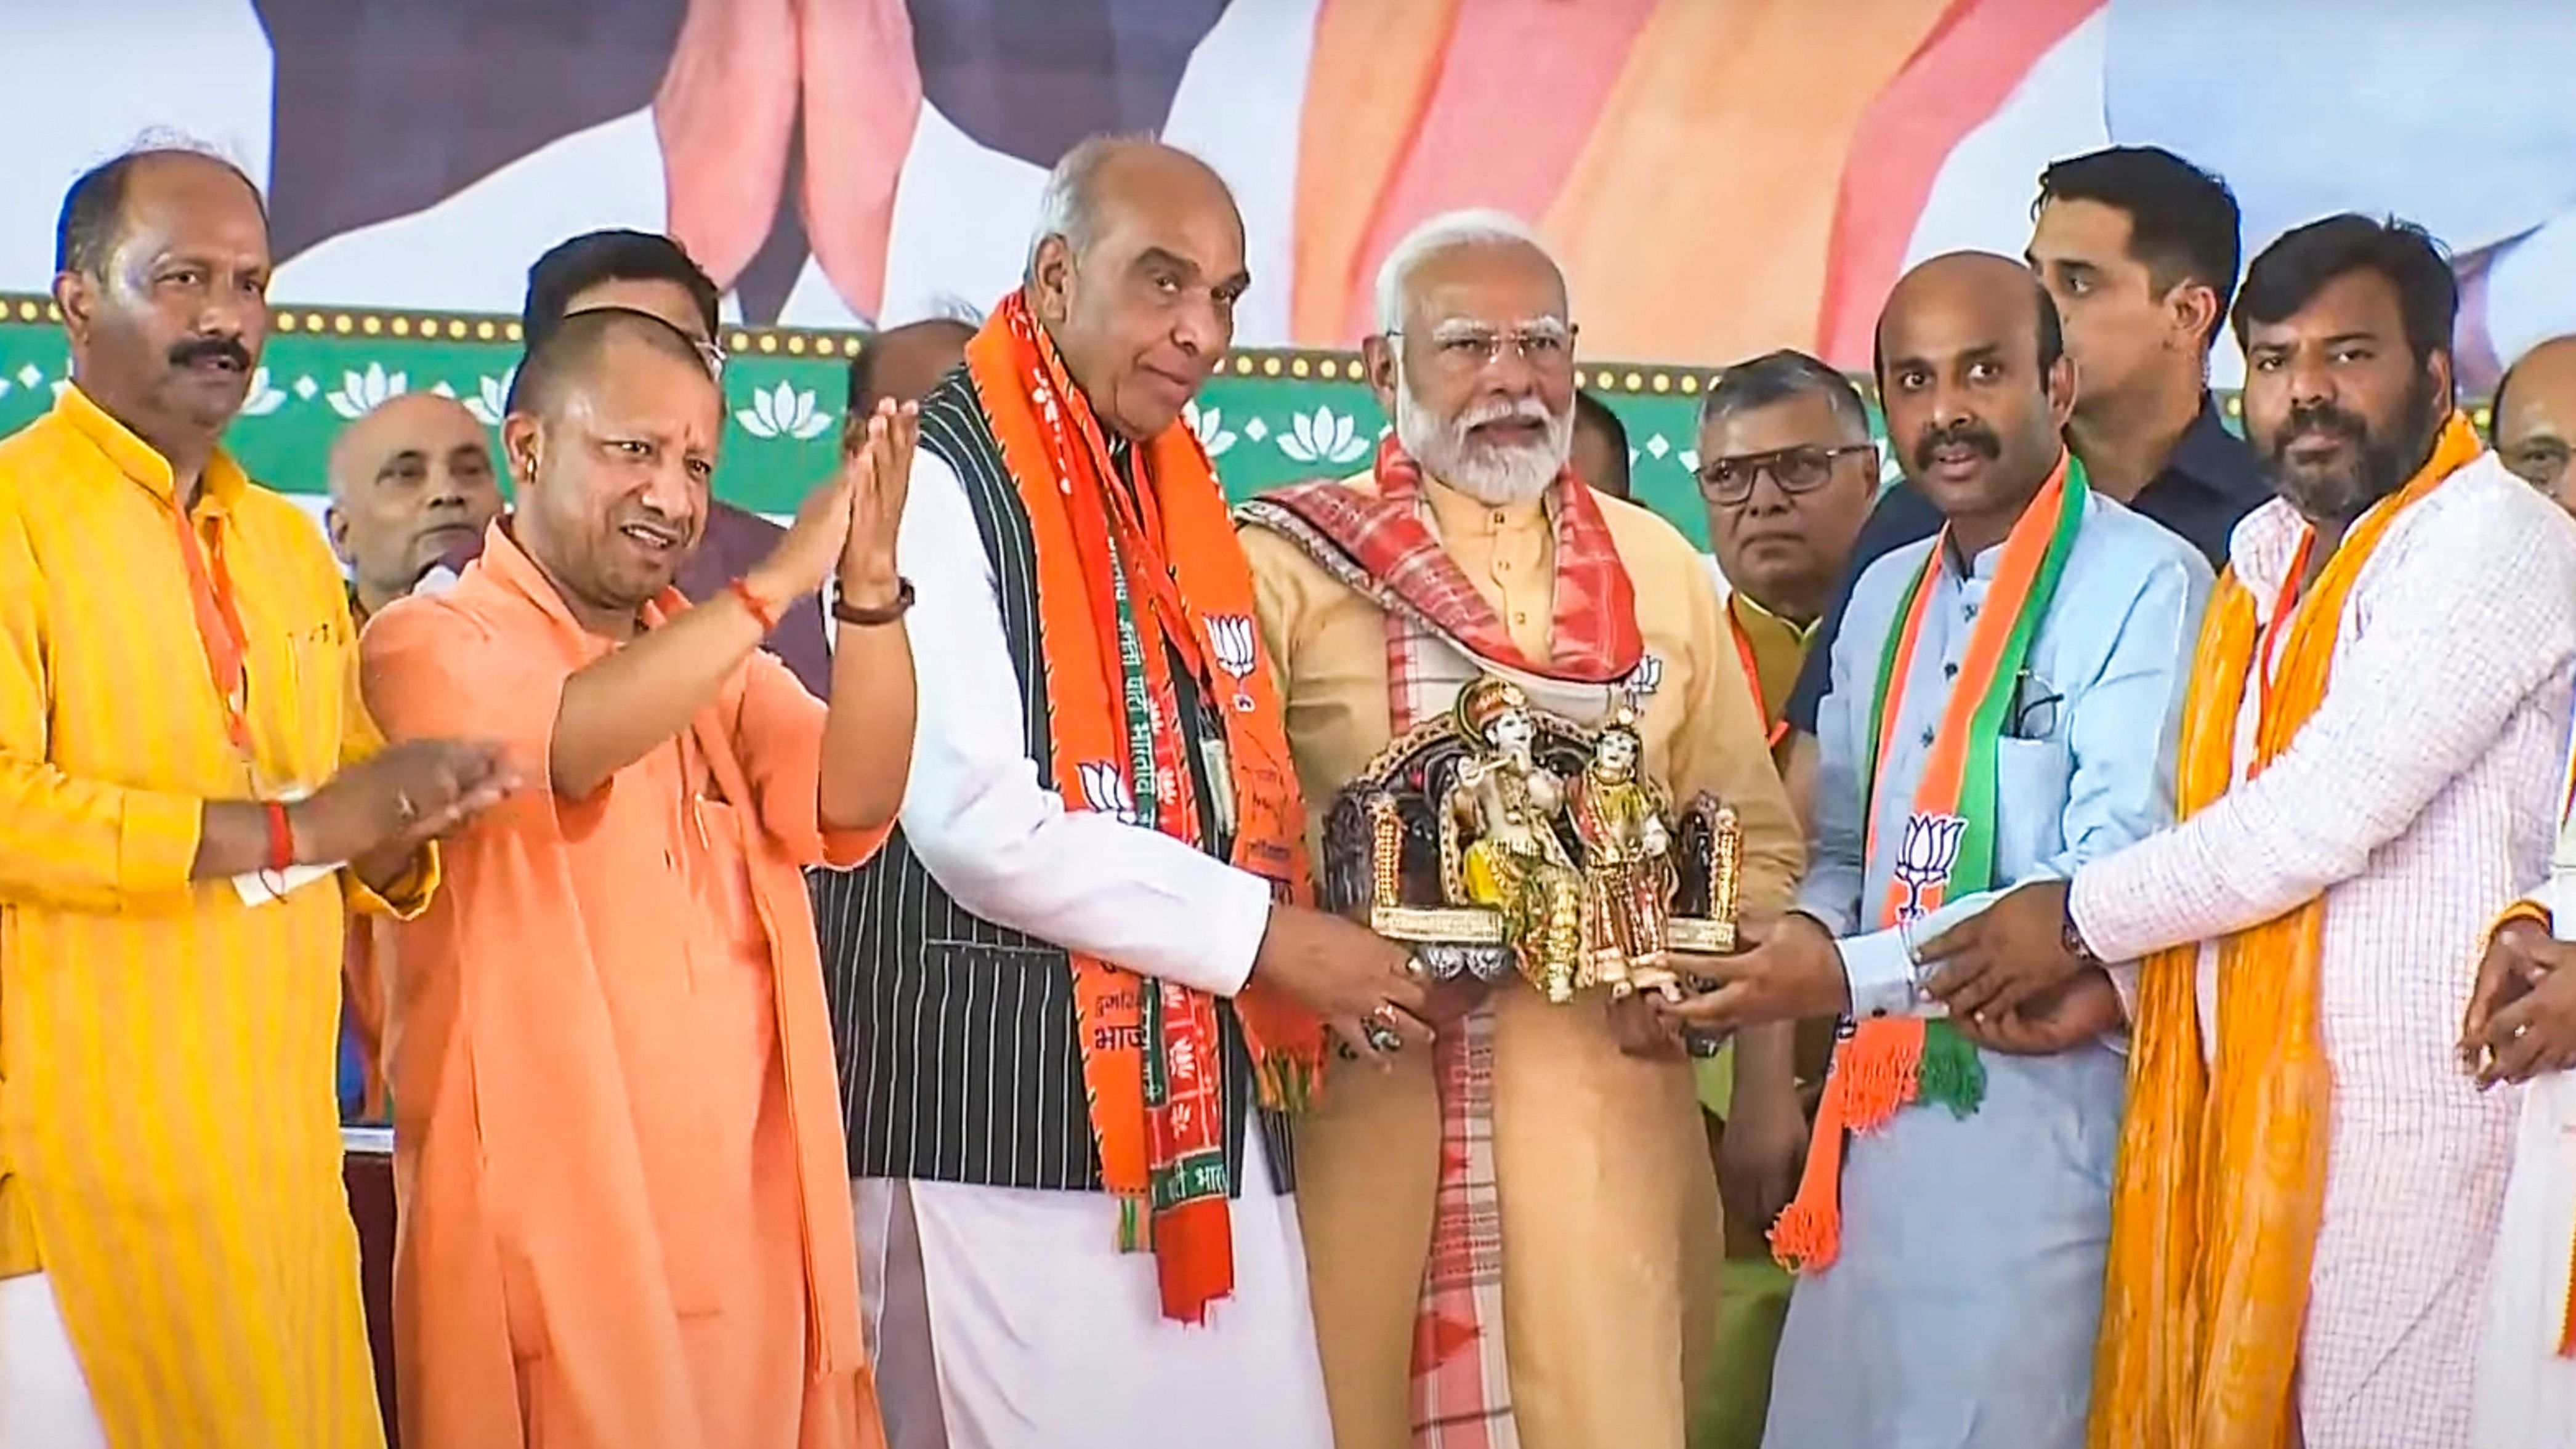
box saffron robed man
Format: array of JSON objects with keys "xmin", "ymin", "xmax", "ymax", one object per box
[
  {"xmin": 1663, "ymin": 252, "xmax": 2211, "ymax": 1449},
  {"xmin": 1911, "ymin": 217, "xmax": 2576, "ymax": 1449},
  {"xmin": 809, "ymin": 138, "xmax": 1429, "ymax": 1449},
  {"xmin": 361, "ymin": 307, "xmax": 919, "ymax": 1449},
  {"xmin": 1235, "ymin": 209, "xmax": 1804, "ymax": 1449},
  {"xmin": 0, "ymin": 147, "xmax": 514, "ymax": 1449}
]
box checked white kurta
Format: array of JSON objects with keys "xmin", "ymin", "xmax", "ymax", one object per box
[{"xmin": 2074, "ymin": 454, "xmax": 2576, "ymax": 1448}]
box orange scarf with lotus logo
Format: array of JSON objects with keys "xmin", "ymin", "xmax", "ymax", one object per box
[
  {"xmin": 964, "ymin": 292, "xmax": 1322, "ymax": 1323},
  {"xmin": 1769, "ymin": 452, "xmax": 2086, "ymax": 1273}
]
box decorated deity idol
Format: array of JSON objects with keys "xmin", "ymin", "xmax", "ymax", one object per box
[
  {"xmin": 1570, "ymin": 708, "xmax": 1679, "ymax": 999},
  {"xmin": 1443, "ymin": 677, "xmax": 1587, "ymax": 1001}
]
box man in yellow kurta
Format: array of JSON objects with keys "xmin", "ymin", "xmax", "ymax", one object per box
[
  {"xmin": 0, "ymin": 147, "xmax": 509, "ymax": 1449},
  {"xmin": 1237, "ymin": 209, "xmax": 1804, "ymax": 1449}
]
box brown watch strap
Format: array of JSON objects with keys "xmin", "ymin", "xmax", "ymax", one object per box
[{"xmin": 831, "ymin": 578, "xmax": 915, "ymax": 627}]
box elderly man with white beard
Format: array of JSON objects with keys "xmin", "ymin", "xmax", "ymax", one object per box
[{"xmin": 1235, "ymin": 209, "xmax": 1805, "ymax": 1449}]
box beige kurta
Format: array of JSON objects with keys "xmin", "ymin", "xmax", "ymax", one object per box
[{"xmin": 1242, "ymin": 477, "xmax": 1804, "ymax": 1449}]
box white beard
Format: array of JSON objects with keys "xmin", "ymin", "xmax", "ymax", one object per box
[{"xmin": 1392, "ymin": 369, "xmax": 1572, "ymax": 507}]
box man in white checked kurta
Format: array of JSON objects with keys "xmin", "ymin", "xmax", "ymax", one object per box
[
  {"xmin": 1928, "ymin": 217, "xmax": 2576, "ymax": 1449},
  {"xmin": 2064, "ymin": 448, "xmax": 2576, "ymax": 1444}
]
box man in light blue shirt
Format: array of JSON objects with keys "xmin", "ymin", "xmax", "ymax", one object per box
[{"xmin": 1663, "ymin": 252, "xmax": 2210, "ymax": 1448}]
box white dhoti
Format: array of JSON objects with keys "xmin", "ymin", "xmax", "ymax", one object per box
[
  {"xmin": 855, "ymin": 1149, "xmax": 1333, "ymax": 1449},
  {"xmin": 2474, "ymin": 1071, "xmax": 2576, "ymax": 1449},
  {"xmin": 0, "ymin": 1273, "xmax": 109, "ymax": 1449}
]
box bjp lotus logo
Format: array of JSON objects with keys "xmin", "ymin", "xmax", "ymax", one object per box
[
  {"xmin": 1076, "ymin": 761, "xmax": 1141, "ymax": 826},
  {"xmin": 1892, "ymin": 812, "xmax": 1967, "ymax": 920},
  {"xmin": 1206, "ymin": 614, "xmax": 1259, "ymax": 711}
]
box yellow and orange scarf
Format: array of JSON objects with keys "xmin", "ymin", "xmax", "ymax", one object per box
[
  {"xmin": 2089, "ymin": 411, "xmax": 2482, "ymax": 1449},
  {"xmin": 965, "ymin": 294, "xmax": 1323, "ymax": 1323}
]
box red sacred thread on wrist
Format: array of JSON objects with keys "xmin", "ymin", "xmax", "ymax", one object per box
[
  {"xmin": 264, "ymin": 800, "xmax": 295, "ymax": 874},
  {"xmin": 728, "ymin": 578, "xmax": 778, "ymax": 634}
]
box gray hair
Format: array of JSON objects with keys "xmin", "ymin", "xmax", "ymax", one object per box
[
  {"xmin": 1372, "ymin": 209, "xmax": 1564, "ymax": 336},
  {"xmin": 1024, "ymin": 134, "xmax": 1160, "ymax": 282},
  {"xmin": 1699, "ymin": 349, "xmax": 1873, "ymax": 440}
]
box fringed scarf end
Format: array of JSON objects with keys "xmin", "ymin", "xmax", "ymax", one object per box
[
  {"xmin": 1916, "ymin": 1022, "xmax": 1987, "ymax": 1118},
  {"xmin": 1838, "ymin": 1026, "xmax": 1921, "ymax": 1133},
  {"xmin": 1769, "ymin": 1198, "xmax": 1839, "ymax": 1275}
]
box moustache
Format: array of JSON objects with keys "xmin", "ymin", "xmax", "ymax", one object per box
[
  {"xmin": 168, "ymin": 335, "xmax": 253, "ymax": 372},
  {"xmin": 1909, "ymin": 420, "xmax": 2001, "ymax": 473},
  {"xmin": 2272, "ymin": 402, "xmax": 2370, "ymax": 458},
  {"xmin": 1456, "ymin": 397, "xmax": 1559, "ymax": 435}
]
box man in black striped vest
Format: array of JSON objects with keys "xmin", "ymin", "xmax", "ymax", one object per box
[{"xmin": 810, "ymin": 137, "xmax": 1427, "ymax": 1449}]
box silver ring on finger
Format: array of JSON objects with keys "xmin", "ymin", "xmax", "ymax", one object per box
[{"xmin": 1365, "ymin": 1020, "xmax": 1403, "ymax": 1054}]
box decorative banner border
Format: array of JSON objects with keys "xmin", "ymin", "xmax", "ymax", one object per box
[{"xmin": 0, "ymin": 294, "xmax": 2489, "ymax": 551}]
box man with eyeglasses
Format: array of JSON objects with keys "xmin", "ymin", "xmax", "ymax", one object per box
[
  {"xmin": 1658, "ymin": 252, "xmax": 2210, "ymax": 1449},
  {"xmin": 1239, "ymin": 208, "xmax": 1804, "ymax": 1449},
  {"xmin": 2490, "ymin": 335, "xmax": 2576, "ymax": 515},
  {"xmin": 1684, "ymin": 348, "xmax": 1876, "ymax": 1449},
  {"xmin": 429, "ymin": 230, "xmax": 836, "ymax": 696}
]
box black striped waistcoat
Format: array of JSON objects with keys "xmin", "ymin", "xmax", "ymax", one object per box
[{"xmin": 810, "ymin": 373, "xmax": 1291, "ymax": 1193}]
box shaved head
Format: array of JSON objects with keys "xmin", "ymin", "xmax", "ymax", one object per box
[
  {"xmin": 1874, "ymin": 251, "xmax": 2076, "ymax": 552},
  {"xmin": 326, "ymin": 391, "xmax": 502, "ymax": 614},
  {"xmin": 506, "ymin": 305, "xmax": 713, "ymax": 422},
  {"xmin": 328, "ymin": 392, "xmax": 488, "ymax": 503},
  {"xmin": 498, "ymin": 307, "xmax": 724, "ymax": 635},
  {"xmin": 1026, "ymin": 136, "xmax": 1247, "ymax": 441},
  {"xmin": 2495, "ymin": 334, "xmax": 2576, "ymax": 513},
  {"xmin": 849, "ymin": 316, "xmax": 974, "ymax": 418}
]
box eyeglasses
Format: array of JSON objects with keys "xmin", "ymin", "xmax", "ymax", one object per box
[
  {"xmin": 1387, "ymin": 321, "xmax": 1579, "ymax": 373},
  {"xmin": 693, "ymin": 337, "xmax": 729, "ymax": 380},
  {"xmin": 1697, "ymin": 443, "xmax": 1875, "ymax": 506}
]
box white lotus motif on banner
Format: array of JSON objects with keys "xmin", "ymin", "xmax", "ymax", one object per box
[
  {"xmin": 1891, "ymin": 812, "xmax": 1968, "ymax": 922},
  {"xmin": 1277, "ymin": 405, "xmax": 1370, "ymax": 466},
  {"xmin": 464, "ymin": 369, "xmax": 515, "ymax": 427},
  {"xmin": 326, "ymin": 364, "xmax": 408, "ymax": 419},
  {"xmin": 737, "ymin": 381, "xmax": 833, "ymax": 440},
  {"xmin": 1184, "ymin": 401, "xmax": 1236, "ymax": 457},
  {"xmin": 240, "ymin": 367, "xmax": 287, "ymax": 418}
]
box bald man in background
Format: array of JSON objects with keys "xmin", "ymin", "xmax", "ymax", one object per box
[
  {"xmin": 323, "ymin": 393, "xmax": 509, "ymax": 1123},
  {"xmin": 2493, "ymin": 336, "xmax": 2576, "ymax": 515},
  {"xmin": 327, "ymin": 392, "xmax": 505, "ymax": 624},
  {"xmin": 849, "ymin": 317, "xmax": 975, "ymax": 421}
]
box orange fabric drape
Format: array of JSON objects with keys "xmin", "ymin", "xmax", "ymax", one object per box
[
  {"xmin": 1289, "ymin": 0, "xmax": 1461, "ymax": 343},
  {"xmin": 655, "ymin": 0, "xmax": 921, "ymax": 320},
  {"xmin": 1814, "ymin": 0, "xmax": 2100, "ymax": 365},
  {"xmin": 2089, "ymin": 414, "xmax": 2484, "ymax": 1449}
]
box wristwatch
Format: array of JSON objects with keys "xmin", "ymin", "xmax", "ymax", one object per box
[
  {"xmin": 2061, "ymin": 894, "xmax": 2103, "ymax": 967},
  {"xmin": 829, "ymin": 576, "xmax": 916, "ymax": 627}
]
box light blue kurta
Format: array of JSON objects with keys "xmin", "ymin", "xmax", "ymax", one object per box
[{"xmin": 1761, "ymin": 490, "xmax": 2211, "ymax": 1449}]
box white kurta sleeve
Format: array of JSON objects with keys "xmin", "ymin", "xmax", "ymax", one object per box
[
  {"xmin": 894, "ymin": 451, "xmax": 1273, "ymax": 997},
  {"xmin": 2072, "ymin": 493, "xmax": 2576, "ymax": 964}
]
